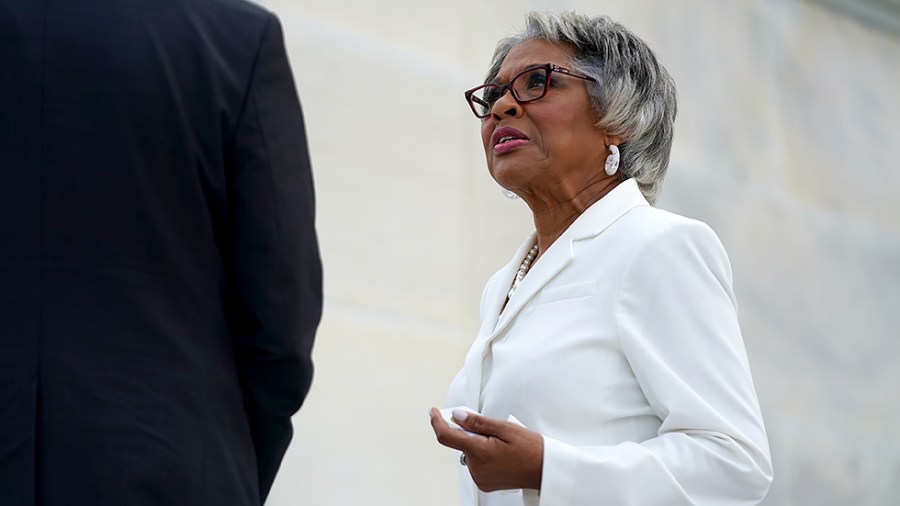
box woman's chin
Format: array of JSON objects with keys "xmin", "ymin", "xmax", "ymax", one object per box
[{"xmin": 490, "ymin": 164, "xmax": 531, "ymax": 190}]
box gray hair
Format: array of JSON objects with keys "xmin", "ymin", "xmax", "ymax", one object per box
[{"xmin": 485, "ymin": 11, "xmax": 677, "ymax": 204}]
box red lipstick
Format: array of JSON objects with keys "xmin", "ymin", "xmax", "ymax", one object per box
[{"xmin": 490, "ymin": 126, "xmax": 530, "ymax": 154}]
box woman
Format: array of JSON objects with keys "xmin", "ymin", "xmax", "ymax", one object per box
[{"xmin": 429, "ymin": 11, "xmax": 773, "ymax": 506}]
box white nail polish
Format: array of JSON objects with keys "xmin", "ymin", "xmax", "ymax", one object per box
[{"xmin": 451, "ymin": 408, "xmax": 470, "ymax": 422}]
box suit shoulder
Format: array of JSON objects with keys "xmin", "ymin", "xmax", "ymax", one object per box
[
  {"xmin": 620, "ymin": 206, "xmax": 733, "ymax": 282},
  {"xmin": 619, "ymin": 205, "xmax": 718, "ymax": 243},
  {"xmin": 611, "ymin": 206, "xmax": 731, "ymax": 278},
  {"xmin": 187, "ymin": 0, "xmax": 277, "ymax": 34},
  {"xmin": 142, "ymin": 0, "xmax": 276, "ymax": 42},
  {"xmin": 205, "ymin": 0, "xmax": 273, "ymax": 18}
]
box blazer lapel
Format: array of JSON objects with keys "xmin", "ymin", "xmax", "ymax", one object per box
[
  {"xmin": 464, "ymin": 235, "xmax": 535, "ymax": 409},
  {"xmin": 464, "ymin": 179, "xmax": 649, "ymax": 410},
  {"xmin": 492, "ymin": 179, "xmax": 650, "ymax": 339},
  {"xmin": 492, "ymin": 235, "xmax": 572, "ymax": 335}
]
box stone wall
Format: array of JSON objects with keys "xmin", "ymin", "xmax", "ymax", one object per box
[{"xmin": 257, "ymin": 1, "xmax": 900, "ymax": 504}]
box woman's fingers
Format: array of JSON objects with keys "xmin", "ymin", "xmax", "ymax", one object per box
[
  {"xmin": 430, "ymin": 407, "xmax": 483, "ymax": 452},
  {"xmin": 451, "ymin": 409, "xmax": 510, "ymax": 440},
  {"xmin": 430, "ymin": 407, "xmax": 544, "ymax": 491}
]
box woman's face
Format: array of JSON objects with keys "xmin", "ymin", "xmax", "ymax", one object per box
[{"xmin": 480, "ymin": 39, "xmax": 610, "ymax": 199}]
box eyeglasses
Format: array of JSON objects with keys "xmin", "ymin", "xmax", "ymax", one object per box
[{"xmin": 464, "ymin": 63, "xmax": 597, "ymax": 119}]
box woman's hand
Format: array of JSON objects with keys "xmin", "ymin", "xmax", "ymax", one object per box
[{"xmin": 429, "ymin": 407, "xmax": 544, "ymax": 492}]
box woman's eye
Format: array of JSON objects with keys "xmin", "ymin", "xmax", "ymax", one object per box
[
  {"xmin": 482, "ymin": 87, "xmax": 500, "ymax": 104},
  {"xmin": 524, "ymin": 71, "xmax": 547, "ymax": 90}
]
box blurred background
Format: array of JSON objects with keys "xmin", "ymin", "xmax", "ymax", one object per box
[{"xmin": 255, "ymin": 0, "xmax": 899, "ymax": 504}]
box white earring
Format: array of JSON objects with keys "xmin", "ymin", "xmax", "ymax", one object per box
[
  {"xmin": 501, "ymin": 187, "xmax": 519, "ymax": 200},
  {"xmin": 604, "ymin": 144, "xmax": 620, "ymax": 176}
]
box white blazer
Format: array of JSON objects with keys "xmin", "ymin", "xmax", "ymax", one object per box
[{"xmin": 446, "ymin": 179, "xmax": 772, "ymax": 506}]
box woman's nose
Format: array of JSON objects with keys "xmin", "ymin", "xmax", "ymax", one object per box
[{"xmin": 490, "ymin": 89, "xmax": 522, "ymax": 119}]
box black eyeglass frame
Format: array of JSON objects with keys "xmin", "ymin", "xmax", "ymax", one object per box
[{"xmin": 464, "ymin": 63, "xmax": 597, "ymax": 119}]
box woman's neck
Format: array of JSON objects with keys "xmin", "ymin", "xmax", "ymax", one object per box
[{"xmin": 524, "ymin": 177, "xmax": 621, "ymax": 257}]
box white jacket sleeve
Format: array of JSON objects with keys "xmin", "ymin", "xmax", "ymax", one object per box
[{"xmin": 539, "ymin": 220, "xmax": 773, "ymax": 506}]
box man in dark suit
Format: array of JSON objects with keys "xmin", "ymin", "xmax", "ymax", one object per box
[{"xmin": 0, "ymin": 0, "xmax": 322, "ymax": 504}]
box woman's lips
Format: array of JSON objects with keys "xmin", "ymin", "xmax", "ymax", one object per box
[
  {"xmin": 491, "ymin": 126, "xmax": 529, "ymax": 155},
  {"xmin": 493, "ymin": 138, "xmax": 529, "ymax": 154}
]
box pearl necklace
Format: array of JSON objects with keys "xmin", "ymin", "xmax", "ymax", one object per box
[{"xmin": 508, "ymin": 243, "xmax": 539, "ymax": 299}]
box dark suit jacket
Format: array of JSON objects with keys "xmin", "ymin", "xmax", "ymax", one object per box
[{"xmin": 0, "ymin": 1, "xmax": 322, "ymax": 504}]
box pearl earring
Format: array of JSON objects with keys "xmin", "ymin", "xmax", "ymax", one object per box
[
  {"xmin": 604, "ymin": 144, "xmax": 620, "ymax": 176},
  {"xmin": 501, "ymin": 188, "xmax": 519, "ymax": 200}
]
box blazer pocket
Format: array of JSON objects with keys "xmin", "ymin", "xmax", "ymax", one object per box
[{"xmin": 535, "ymin": 281, "xmax": 599, "ymax": 305}]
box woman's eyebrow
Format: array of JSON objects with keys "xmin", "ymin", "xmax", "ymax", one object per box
[{"xmin": 492, "ymin": 62, "xmax": 548, "ymax": 83}]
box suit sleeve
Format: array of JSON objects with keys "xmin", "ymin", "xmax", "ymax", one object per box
[
  {"xmin": 538, "ymin": 221, "xmax": 772, "ymax": 505},
  {"xmin": 226, "ymin": 13, "xmax": 323, "ymax": 503}
]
